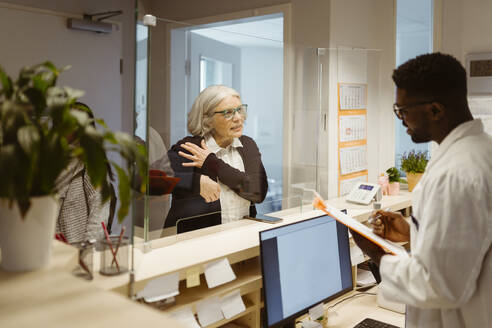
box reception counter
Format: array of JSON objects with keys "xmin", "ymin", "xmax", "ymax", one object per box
[{"xmin": 0, "ymin": 192, "xmax": 411, "ymax": 328}]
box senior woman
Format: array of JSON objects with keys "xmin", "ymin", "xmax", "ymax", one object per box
[{"xmin": 165, "ymin": 85, "xmax": 268, "ymax": 232}]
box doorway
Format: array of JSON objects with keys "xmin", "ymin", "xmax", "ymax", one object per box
[{"xmin": 170, "ymin": 14, "xmax": 284, "ymax": 206}]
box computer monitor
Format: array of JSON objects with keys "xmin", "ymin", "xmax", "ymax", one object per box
[{"xmin": 260, "ymin": 215, "xmax": 353, "ymax": 327}]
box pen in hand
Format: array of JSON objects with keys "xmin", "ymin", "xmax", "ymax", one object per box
[{"xmin": 368, "ymin": 208, "xmax": 391, "ymax": 225}]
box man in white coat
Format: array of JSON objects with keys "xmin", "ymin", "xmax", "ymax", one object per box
[{"xmin": 352, "ymin": 52, "xmax": 492, "ymax": 327}]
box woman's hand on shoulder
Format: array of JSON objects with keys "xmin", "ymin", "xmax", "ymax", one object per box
[
  {"xmin": 200, "ymin": 175, "xmax": 220, "ymax": 203},
  {"xmin": 178, "ymin": 140, "xmax": 211, "ymax": 168}
]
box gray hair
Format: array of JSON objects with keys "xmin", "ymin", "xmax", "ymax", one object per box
[{"xmin": 187, "ymin": 85, "xmax": 241, "ymax": 136}]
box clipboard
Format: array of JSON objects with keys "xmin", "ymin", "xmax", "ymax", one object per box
[
  {"xmin": 312, "ymin": 193, "xmax": 408, "ymax": 257},
  {"xmin": 149, "ymin": 170, "xmax": 180, "ymax": 195}
]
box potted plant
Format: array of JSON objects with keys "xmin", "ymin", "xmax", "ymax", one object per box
[
  {"xmin": 0, "ymin": 62, "xmax": 147, "ymax": 271},
  {"xmin": 385, "ymin": 167, "xmax": 403, "ymax": 195},
  {"xmin": 400, "ymin": 150, "xmax": 428, "ymax": 192}
]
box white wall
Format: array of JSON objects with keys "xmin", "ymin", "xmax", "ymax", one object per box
[
  {"xmin": 0, "ymin": 0, "xmax": 136, "ymax": 134},
  {"xmin": 324, "ymin": 0, "xmax": 396, "ymax": 197},
  {"xmin": 440, "ymin": 0, "xmax": 492, "ymax": 132},
  {"xmin": 441, "ymin": 0, "xmax": 492, "ymax": 62}
]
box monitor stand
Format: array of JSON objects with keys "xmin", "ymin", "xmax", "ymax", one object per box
[{"xmin": 282, "ymin": 320, "xmax": 296, "ymax": 328}]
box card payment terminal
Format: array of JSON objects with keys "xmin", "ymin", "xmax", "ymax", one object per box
[{"xmin": 346, "ymin": 182, "xmax": 381, "ymax": 205}]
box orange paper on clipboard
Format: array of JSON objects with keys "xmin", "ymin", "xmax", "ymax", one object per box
[{"xmin": 313, "ymin": 194, "xmax": 408, "ymax": 257}]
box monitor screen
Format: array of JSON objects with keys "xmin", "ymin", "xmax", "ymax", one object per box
[{"xmin": 260, "ymin": 215, "xmax": 353, "ymax": 327}]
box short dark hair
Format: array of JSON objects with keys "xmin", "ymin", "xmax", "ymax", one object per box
[{"xmin": 392, "ymin": 52, "xmax": 467, "ymax": 106}]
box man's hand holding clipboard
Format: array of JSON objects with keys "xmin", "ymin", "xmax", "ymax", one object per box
[{"xmin": 312, "ymin": 192, "xmax": 409, "ymax": 265}]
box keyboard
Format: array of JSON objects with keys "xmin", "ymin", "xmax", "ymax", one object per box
[{"xmin": 353, "ymin": 318, "xmax": 400, "ymax": 328}]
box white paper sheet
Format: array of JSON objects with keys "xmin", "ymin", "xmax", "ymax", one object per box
[
  {"xmin": 308, "ymin": 303, "xmax": 325, "ymax": 321},
  {"xmin": 339, "ymin": 115, "xmax": 366, "ymax": 142},
  {"xmin": 204, "ymin": 258, "xmax": 236, "ymax": 289},
  {"xmin": 350, "ymin": 244, "xmax": 365, "ymax": 266},
  {"xmin": 196, "ymin": 296, "xmax": 224, "ymax": 326},
  {"xmin": 339, "ymin": 145, "xmax": 367, "ymax": 175},
  {"xmin": 357, "ymin": 268, "xmax": 377, "ymax": 286},
  {"xmin": 339, "ymin": 84, "xmax": 366, "ymax": 110},
  {"xmin": 136, "ymin": 272, "xmax": 179, "ymax": 302},
  {"xmin": 170, "ymin": 306, "xmax": 201, "ymax": 328},
  {"xmin": 220, "ymin": 290, "xmax": 246, "ymax": 319},
  {"xmin": 314, "ymin": 195, "xmax": 408, "ymax": 257}
]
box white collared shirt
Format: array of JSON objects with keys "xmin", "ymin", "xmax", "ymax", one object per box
[
  {"xmin": 379, "ymin": 120, "xmax": 492, "ymax": 327},
  {"xmin": 205, "ymin": 136, "xmax": 251, "ymax": 224}
]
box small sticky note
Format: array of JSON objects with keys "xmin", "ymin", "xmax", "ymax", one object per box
[{"xmin": 186, "ymin": 266, "xmax": 201, "ymax": 288}]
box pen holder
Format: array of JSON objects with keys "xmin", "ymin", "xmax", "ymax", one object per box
[
  {"xmin": 72, "ymin": 241, "xmax": 95, "ymax": 280},
  {"xmin": 99, "ymin": 236, "xmax": 129, "ymax": 276}
]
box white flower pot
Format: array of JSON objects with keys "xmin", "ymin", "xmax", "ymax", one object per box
[{"xmin": 0, "ymin": 196, "xmax": 59, "ymax": 271}]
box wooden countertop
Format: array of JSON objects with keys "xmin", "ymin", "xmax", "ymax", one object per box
[
  {"xmin": 0, "ymin": 241, "xmax": 183, "ymax": 328},
  {"xmin": 95, "ymin": 192, "xmax": 412, "ymax": 292}
]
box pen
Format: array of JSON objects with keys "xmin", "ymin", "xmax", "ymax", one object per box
[
  {"xmin": 368, "ymin": 208, "xmax": 391, "ymax": 225},
  {"xmin": 111, "ymin": 226, "xmax": 126, "ymax": 266},
  {"xmin": 101, "ymin": 221, "xmax": 120, "ymax": 272}
]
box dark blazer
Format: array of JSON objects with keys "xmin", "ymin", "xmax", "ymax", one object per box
[{"xmin": 165, "ymin": 135, "xmax": 268, "ymax": 232}]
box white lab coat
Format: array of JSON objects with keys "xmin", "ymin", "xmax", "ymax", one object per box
[{"xmin": 379, "ymin": 119, "xmax": 492, "ymax": 327}]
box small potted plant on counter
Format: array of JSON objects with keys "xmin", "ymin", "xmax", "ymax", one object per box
[
  {"xmin": 400, "ymin": 150, "xmax": 428, "ymax": 192},
  {"xmin": 0, "ymin": 62, "xmax": 147, "ymax": 271},
  {"xmin": 386, "ymin": 167, "xmax": 403, "ymax": 195}
]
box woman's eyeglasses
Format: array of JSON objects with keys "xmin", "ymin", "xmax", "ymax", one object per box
[
  {"xmin": 393, "ymin": 101, "xmax": 433, "ymax": 119},
  {"xmin": 213, "ymin": 104, "xmax": 248, "ymax": 120}
]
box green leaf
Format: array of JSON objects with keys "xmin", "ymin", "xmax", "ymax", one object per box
[
  {"xmin": 70, "ymin": 110, "xmax": 90, "ymax": 127},
  {"xmin": 100, "ymin": 179, "xmax": 111, "ymax": 203},
  {"xmin": 113, "ymin": 162, "xmax": 131, "ymax": 222},
  {"xmin": 63, "ymin": 86, "xmax": 85, "ymax": 100},
  {"xmin": 24, "ymin": 87, "xmax": 46, "ymax": 116},
  {"xmin": 17, "ymin": 126, "xmax": 40, "ymax": 155},
  {"xmin": 38, "ymin": 133, "xmax": 70, "ymax": 194},
  {"xmin": 95, "ymin": 118, "xmax": 108, "ymax": 129},
  {"xmin": 32, "ymin": 74, "xmax": 51, "ymax": 94},
  {"xmin": 386, "ymin": 167, "xmax": 401, "ymax": 183},
  {"xmin": 17, "ymin": 65, "xmax": 38, "ymax": 88},
  {"xmin": 400, "ymin": 150, "xmax": 428, "ymax": 173},
  {"xmin": 0, "ymin": 66, "xmax": 13, "ymax": 98},
  {"xmin": 103, "ymin": 131, "xmax": 118, "ymax": 144},
  {"xmin": 80, "ymin": 132, "xmax": 107, "ymax": 188},
  {"xmin": 0, "ymin": 144, "xmax": 20, "ymax": 198},
  {"xmin": 42, "ymin": 61, "xmax": 58, "ymax": 73}
]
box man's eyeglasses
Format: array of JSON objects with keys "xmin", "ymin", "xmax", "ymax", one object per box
[
  {"xmin": 213, "ymin": 104, "xmax": 248, "ymax": 120},
  {"xmin": 393, "ymin": 101, "xmax": 433, "ymax": 119}
]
